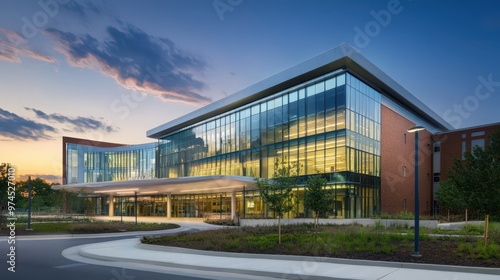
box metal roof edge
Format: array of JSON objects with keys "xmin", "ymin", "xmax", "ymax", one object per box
[{"xmin": 147, "ymin": 44, "xmax": 453, "ymax": 138}]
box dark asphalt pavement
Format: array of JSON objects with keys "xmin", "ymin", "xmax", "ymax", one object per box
[{"xmin": 0, "ymin": 234, "xmax": 206, "ymax": 280}]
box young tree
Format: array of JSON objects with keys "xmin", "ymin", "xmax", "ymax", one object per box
[
  {"xmin": 254, "ymin": 158, "xmax": 299, "ymax": 244},
  {"xmin": 436, "ymin": 179, "xmax": 468, "ymax": 217},
  {"xmin": 446, "ymin": 130, "xmax": 500, "ymax": 244},
  {"xmin": 304, "ymin": 175, "xmax": 332, "ymax": 227}
]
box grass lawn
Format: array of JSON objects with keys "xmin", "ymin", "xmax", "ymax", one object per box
[
  {"xmin": 142, "ymin": 223, "xmax": 500, "ymax": 268},
  {"xmin": 0, "ymin": 220, "xmax": 180, "ymax": 235}
]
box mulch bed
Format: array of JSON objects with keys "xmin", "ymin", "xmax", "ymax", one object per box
[
  {"xmin": 332, "ymin": 240, "xmax": 499, "ymax": 268},
  {"xmin": 148, "ymin": 238, "xmax": 500, "ymax": 268}
]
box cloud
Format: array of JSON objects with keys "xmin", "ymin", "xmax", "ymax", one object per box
[
  {"xmin": 25, "ymin": 107, "xmax": 118, "ymax": 133},
  {"xmin": 0, "ymin": 28, "xmax": 56, "ymax": 63},
  {"xmin": 63, "ymin": 0, "xmax": 103, "ymax": 18},
  {"xmin": 45, "ymin": 24, "xmax": 212, "ymax": 105},
  {"xmin": 0, "ymin": 108, "xmax": 57, "ymax": 141}
]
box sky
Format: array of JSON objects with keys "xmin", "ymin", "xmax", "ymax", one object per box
[{"xmin": 1, "ymin": 0, "xmax": 499, "ymax": 183}]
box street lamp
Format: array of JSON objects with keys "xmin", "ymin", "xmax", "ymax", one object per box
[
  {"xmin": 27, "ymin": 176, "xmax": 32, "ymax": 231},
  {"xmin": 219, "ymin": 193, "xmax": 223, "ymax": 220},
  {"xmin": 407, "ymin": 126, "xmax": 425, "ymax": 257}
]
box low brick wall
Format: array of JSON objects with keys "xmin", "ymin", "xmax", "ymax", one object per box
[{"xmin": 239, "ymin": 218, "xmax": 438, "ymax": 228}]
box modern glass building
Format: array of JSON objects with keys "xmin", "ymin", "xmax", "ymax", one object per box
[
  {"xmin": 65, "ymin": 141, "xmax": 156, "ymax": 184},
  {"xmin": 59, "ymin": 44, "xmax": 465, "ymax": 220},
  {"xmin": 154, "ymin": 71, "xmax": 381, "ymax": 218}
]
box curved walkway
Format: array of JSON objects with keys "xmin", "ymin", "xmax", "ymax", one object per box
[
  {"xmin": 63, "ymin": 238, "xmax": 500, "ymax": 280},
  {"xmin": 7, "ymin": 217, "xmax": 499, "ymax": 279}
]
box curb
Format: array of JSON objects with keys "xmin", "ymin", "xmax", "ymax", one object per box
[
  {"xmin": 137, "ymin": 243, "xmax": 500, "ymax": 276},
  {"xmin": 0, "ymin": 226, "xmax": 189, "ymax": 240},
  {"xmin": 78, "ymin": 242, "xmax": 349, "ymax": 280}
]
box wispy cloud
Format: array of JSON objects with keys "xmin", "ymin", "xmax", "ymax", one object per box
[
  {"xmin": 25, "ymin": 107, "xmax": 117, "ymax": 133},
  {"xmin": 0, "ymin": 0, "xmax": 212, "ymax": 105},
  {"xmin": 0, "ymin": 108, "xmax": 56, "ymax": 141},
  {"xmin": 0, "ymin": 107, "xmax": 118, "ymax": 141},
  {"xmin": 0, "ymin": 28, "xmax": 56, "ymax": 63},
  {"xmin": 63, "ymin": 0, "xmax": 103, "ymax": 18},
  {"xmin": 45, "ymin": 24, "xmax": 212, "ymax": 105}
]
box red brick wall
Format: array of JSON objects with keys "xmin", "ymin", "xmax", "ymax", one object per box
[
  {"xmin": 433, "ymin": 123, "xmax": 500, "ymax": 181},
  {"xmin": 380, "ymin": 106, "xmax": 433, "ymax": 215}
]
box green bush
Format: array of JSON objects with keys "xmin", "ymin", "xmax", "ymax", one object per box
[
  {"xmin": 462, "ymin": 224, "xmax": 484, "ymax": 235},
  {"xmin": 1, "ymin": 221, "xmax": 178, "ymax": 235},
  {"xmin": 458, "ymin": 239, "xmax": 500, "ymax": 259},
  {"xmin": 204, "ymin": 218, "xmax": 236, "ymax": 226},
  {"xmin": 374, "ymin": 220, "xmax": 384, "ymax": 230}
]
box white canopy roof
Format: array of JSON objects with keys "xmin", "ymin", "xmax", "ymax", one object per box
[{"xmin": 53, "ymin": 175, "xmax": 256, "ymax": 195}]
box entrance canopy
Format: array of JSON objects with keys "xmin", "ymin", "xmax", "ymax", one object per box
[{"xmin": 53, "ymin": 175, "xmax": 256, "ymax": 195}]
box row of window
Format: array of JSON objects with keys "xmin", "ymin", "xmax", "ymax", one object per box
[
  {"xmin": 160, "ymin": 136, "xmax": 380, "ymax": 179},
  {"xmin": 91, "ymin": 184, "xmax": 379, "ymax": 218},
  {"xmin": 66, "ymin": 144, "xmax": 156, "ymax": 183},
  {"xmin": 158, "ymin": 71, "xmax": 382, "ymax": 181}
]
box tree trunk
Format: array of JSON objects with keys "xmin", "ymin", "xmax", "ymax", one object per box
[
  {"xmin": 278, "ymin": 216, "xmax": 282, "ymax": 244},
  {"xmin": 315, "ymin": 212, "xmax": 319, "ymax": 228},
  {"xmin": 484, "ymin": 214, "xmax": 489, "ymax": 246}
]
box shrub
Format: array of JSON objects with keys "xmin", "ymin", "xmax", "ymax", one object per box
[
  {"xmin": 458, "ymin": 239, "xmax": 500, "ymax": 259},
  {"xmin": 462, "ymin": 224, "xmax": 484, "ymax": 235},
  {"xmin": 204, "ymin": 218, "xmax": 236, "ymax": 226},
  {"xmin": 374, "ymin": 220, "xmax": 384, "ymax": 230}
]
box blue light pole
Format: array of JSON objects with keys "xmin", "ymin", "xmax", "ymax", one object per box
[
  {"xmin": 407, "ymin": 126, "xmax": 425, "ymax": 257},
  {"xmin": 27, "ymin": 176, "xmax": 32, "ymax": 231}
]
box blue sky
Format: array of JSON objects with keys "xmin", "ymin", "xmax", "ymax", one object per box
[{"xmin": 1, "ymin": 0, "xmax": 499, "ymax": 182}]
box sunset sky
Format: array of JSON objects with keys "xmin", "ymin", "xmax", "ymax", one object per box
[{"xmin": 1, "ymin": 0, "xmax": 499, "ymax": 183}]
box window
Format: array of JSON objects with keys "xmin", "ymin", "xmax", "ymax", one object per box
[
  {"xmin": 403, "ymin": 166, "xmax": 407, "ymax": 177},
  {"xmin": 462, "ymin": 141, "xmax": 466, "ymax": 159},
  {"xmin": 433, "ymin": 142, "xmax": 441, "ymax": 152},
  {"xmin": 471, "ymin": 131, "xmax": 485, "ymax": 137},
  {"xmin": 462, "ymin": 133, "xmax": 466, "ymax": 139},
  {"xmin": 433, "ymin": 173, "xmax": 440, "ymax": 182},
  {"xmin": 404, "ymin": 133, "xmax": 406, "ymax": 144},
  {"xmin": 471, "ymin": 138, "xmax": 485, "ymax": 150}
]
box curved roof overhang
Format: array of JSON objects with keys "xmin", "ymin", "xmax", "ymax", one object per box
[
  {"xmin": 52, "ymin": 176, "xmax": 256, "ymax": 195},
  {"xmin": 147, "ymin": 44, "xmax": 452, "ymax": 139}
]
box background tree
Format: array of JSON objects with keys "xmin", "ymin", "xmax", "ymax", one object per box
[
  {"xmin": 254, "ymin": 158, "xmax": 299, "ymax": 244},
  {"xmin": 0, "ymin": 163, "xmax": 13, "ymax": 212},
  {"xmin": 445, "ymin": 130, "xmax": 500, "ymax": 244},
  {"xmin": 0, "ymin": 163, "xmax": 13, "ymax": 227},
  {"xmin": 304, "ymin": 175, "xmax": 332, "ymax": 227},
  {"xmin": 16, "ymin": 178, "xmax": 58, "ymax": 209}
]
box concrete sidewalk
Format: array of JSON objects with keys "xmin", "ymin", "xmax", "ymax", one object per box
[{"xmin": 63, "ymin": 237, "xmax": 500, "ymax": 280}]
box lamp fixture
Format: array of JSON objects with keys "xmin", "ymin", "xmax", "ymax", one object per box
[{"xmin": 407, "ymin": 126, "xmax": 425, "ymax": 133}]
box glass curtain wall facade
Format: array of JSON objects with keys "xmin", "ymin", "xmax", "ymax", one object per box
[
  {"xmin": 158, "ymin": 71, "xmax": 381, "ymax": 218},
  {"xmin": 66, "ymin": 143, "xmax": 156, "ymax": 184}
]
